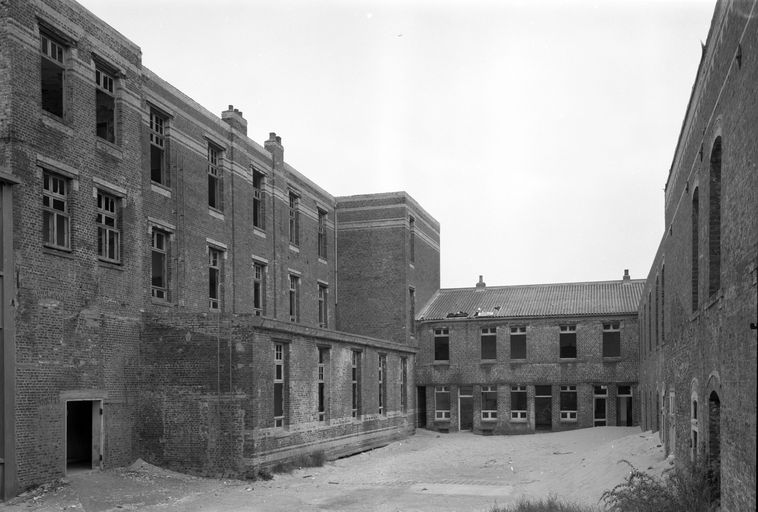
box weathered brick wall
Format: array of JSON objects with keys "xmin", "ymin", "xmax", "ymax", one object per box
[{"xmin": 638, "ymin": 1, "xmax": 757, "ymax": 509}]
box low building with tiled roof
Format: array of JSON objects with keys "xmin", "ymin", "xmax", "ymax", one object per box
[{"xmin": 414, "ymin": 272, "xmax": 644, "ymax": 435}]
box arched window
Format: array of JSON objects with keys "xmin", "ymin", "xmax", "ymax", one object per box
[
  {"xmin": 692, "ymin": 188, "xmax": 700, "ymax": 311},
  {"xmin": 708, "ymin": 138, "xmax": 722, "ymax": 296}
]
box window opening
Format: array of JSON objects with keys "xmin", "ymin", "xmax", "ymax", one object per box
[
  {"xmin": 510, "ymin": 326, "xmax": 526, "ymax": 360},
  {"xmin": 559, "ymin": 325, "xmax": 577, "ymax": 359},
  {"xmin": 351, "ymin": 351, "xmax": 361, "ymax": 418},
  {"xmin": 480, "ymin": 327, "xmax": 497, "ymax": 360},
  {"xmin": 40, "ymin": 32, "xmax": 65, "ymax": 117},
  {"xmin": 318, "ymin": 284, "xmax": 328, "ymax": 327},
  {"xmin": 96, "ymin": 191, "xmax": 120, "ymax": 263},
  {"xmin": 151, "ymin": 230, "xmax": 168, "ymax": 300},
  {"xmin": 708, "ymin": 138, "xmax": 722, "ymax": 296},
  {"xmin": 433, "ymin": 327, "xmax": 449, "ymax": 361},
  {"xmin": 481, "ymin": 385, "xmax": 497, "ymax": 420},
  {"xmin": 253, "ymin": 262, "xmax": 265, "ymax": 315},
  {"xmin": 510, "ymin": 385, "xmax": 527, "ymax": 421},
  {"xmin": 43, "ymin": 172, "xmax": 70, "ymax": 249},
  {"xmin": 288, "ymin": 192, "xmax": 300, "ymax": 246},
  {"xmin": 289, "ymin": 274, "xmax": 299, "ymax": 322},
  {"xmin": 252, "ymin": 170, "xmax": 265, "ymax": 229},
  {"xmin": 208, "ymin": 248, "xmax": 221, "ymax": 310},
  {"xmin": 318, "ymin": 208, "xmax": 328, "ymax": 259},
  {"xmin": 435, "ymin": 386, "xmax": 450, "ymax": 420},
  {"xmin": 150, "ymin": 110, "xmax": 167, "ymax": 185},
  {"xmin": 95, "ymin": 67, "xmax": 115, "ymax": 142},
  {"xmin": 274, "ymin": 343, "xmax": 285, "ymax": 427},
  {"xmin": 208, "ymin": 145, "xmax": 222, "ymax": 210},
  {"xmin": 560, "ymin": 385, "xmax": 577, "ymax": 421},
  {"xmin": 602, "ymin": 322, "xmax": 621, "ymax": 357},
  {"xmin": 692, "ymin": 188, "xmax": 700, "ymax": 311},
  {"xmin": 378, "ymin": 355, "xmax": 386, "ymax": 415},
  {"xmin": 317, "ymin": 348, "xmax": 327, "ymax": 422}
]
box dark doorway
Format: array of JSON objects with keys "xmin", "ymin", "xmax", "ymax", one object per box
[
  {"xmin": 708, "ymin": 391, "xmax": 721, "ymax": 504},
  {"xmin": 416, "ymin": 387, "xmax": 427, "ymax": 428},
  {"xmin": 458, "ymin": 386, "xmax": 473, "ymax": 431},
  {"xmin": 67, "ymin": 401, "xmax": 92, "ymax": 470},
  {"xmin": 594, "ymin": 385, "xmax": 607, "ymax": 426},
  {"xmin": 616, "ymin": 386, "xmax": 633, "ymax": 426},
  {"xmin": 535, "ymin": 385, "xmax": 552, "ymax": 430}
]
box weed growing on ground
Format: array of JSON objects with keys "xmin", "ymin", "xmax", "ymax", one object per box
[
  {"xmin": 600, "ymin": 459, "xmax": 719, "ymax": 512},
  {"xmin": 488, "ymin": 495, "xmax": 597, "ymax": 512}
]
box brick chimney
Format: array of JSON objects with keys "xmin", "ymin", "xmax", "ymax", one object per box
[
  {"xmin": 264, "ymin": 132, "xmax": 284, "ymax": 169},
  {"xmin": 221, "ymin": 104, "xmax": 247, "ymax": 135},
  {"xmin": 475, "ymin": 275, "xmax": 486, "ymax": 290},
  {"xmin": 623, "ymin": 269, "xmax": 630, "ymax": 281}
]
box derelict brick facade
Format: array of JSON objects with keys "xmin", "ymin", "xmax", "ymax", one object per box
[{"xmin": 637, "ymin": 1, "xmax": 757, "ymax": 510}]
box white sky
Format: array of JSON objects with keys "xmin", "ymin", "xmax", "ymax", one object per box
[{"xmin": 77, "ymin": 0, "xmax": 715, "ymax": 289}]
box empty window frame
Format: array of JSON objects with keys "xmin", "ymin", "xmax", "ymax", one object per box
[
  {"xmin": 433, "ymin": 327, "xmax": 450, "ymax": 362},
  {"xmin": 149, "ymin": 110, "xmax": 167, "ymax": 185},
  {"xmin": 510, "ymin": 326, "xmax": 527, "ymax": 360},
  {"xmin": 409, "ymin": 215, "xmax": 415, "ymax": 264},
  {"xmin": 151, "ymin": 229, "xmax": 169, "ymax": 300},
  {"xmin": 252, "ymin": 170, "xmax": 265, "ymax": 230},
  {"xmin": 253, "ymin": 262, "xmax": 265, "ymax": 315},
  {"xmin": 708, "ymin": 137, "xmax": 722, "ymax": 296},
  {"xmin": 434, "ymin": 386, "xmax": 450, "ymax": 420},
  {"xmin": 274, "ymin": 343, "xmax": 285, "ymax": 427},
  {"xmin": 617, "ymin": 385, "xmax": 634, "ymax": 427},
  {"xmin": 40, "ymin": 30, "xmax": 65, "ymax": 117},
  {"xmin": 560, "ymin": 385, "xmax": 577, "ymax": 421},
  {"xmin": 95, "ymin": 67, "xmax": 115, "ymax": 142},
  {"xmin": 317, "ymin": 347, "xmax": 328, "ymax": 422},
  {"xmin": 481, "ymin": 327, "xmax": 497, "ymax": 360},
  {"xmin": 559, "ymin": 325, "xmax": 577, "ymax": 359},
  {"xmin": 318, "ymin": 283, "xmax": 328, "ymax": 328},
  {"xmin": 602, "ymin": 322, "xmax": 621, "ymax": 357},
  {"xmin": 207, "ymin": 144, "xmax": 222, "ymax": 210},
  {"xmin": 42, "ymin": 172, "xmax": 70, "ymax": 249},
  {"xmin": 96, "ymin": 190, "xmax": 120, "ymax": 263},
  {"xmin": 510, "ymin": 385, "xmax": 527, "ymax": 421},
  {"xmin": 208, "ymin": 247, "xmax": 222, "ymax": 310},
  {"xmin": 481, "ymin": 385, "xmax": 498, "ymax": 420},
  {"xmin": 288, "ymin": 274, "xmax": 300, "ymax": 322},
  {"xmin": 351, "ymin": 351, "xmax": 361, "ymax": 418},
  {"xmin": 378, "ymin": 354, "xmax": 387, "ymax": 415},
  {"xmin": 288, "ymin": 192, "xmax": 300, "ymax": 246},
  {"xmin": 691, "ymin": 188, "xmax": 699, "ymax": 311},
  {"xmin": 400, "ymin": 357, "xmax": 408, "ymax": 413},
  {"xmin": 409, "ymin": 288, "xmax": 416, "ymax": 336},
  {"xmin": 318, "ymin": 208, "xmax": 328, "ymax": 259}
]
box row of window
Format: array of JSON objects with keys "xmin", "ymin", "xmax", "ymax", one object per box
[
  {"xmin": 273, "ymin": 344, "xmax": 408, "ymax": 427},
  {"xmin": 432, "ymin": 322, "xmax": 622, "ymax": 362}
]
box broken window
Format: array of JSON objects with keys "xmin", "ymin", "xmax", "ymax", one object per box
[
  {"xmin": 150, "ymin": 110, "xmax": 167, "ymax": 185},
  {"xmin": 288, "ymin": 191, "xmax": 299, "ymax": 245},
  {"xmin": 510, "ymin": 385, "xmax": 527, "ymax": 421},
  {"xmin": 208, "ymin": 247, "xmax": 222, "ymax": 310},
  {"xmin": 708, "ymin": 137, "xmax": 722, "ymax": 297},
  {"xmin": 95, "ymin": 67, "xmax": 115, "ymax": 142},
  {"xmin": 40, "ymin": 31, "xmax": 65, "ymax": 117},
  {"xmin": 318, "ymin": 208, "xmax": 328, "ymax": 259},
  {"xmin": 207, "ymin": 144, "xmax": 222, "ymax": 210},
  {"xmin": 274, "ymin": 343, "xmax": 285, "ymax": 427},
  {"xmin": 288, "ymin": 274, "xmax": 299, "ymax": 322},
  {"xmin": 252, "ymin": 169, "xmax": 265, "ymax": 230},
  {"xmin": 559, "ymin": 325, "xmax": 577, "ymax": 359},
  {"xmin": 42, "ymin": 172, "xmax": 70, "ymax": 249},
  {"xmin": 434, "ymin": 327, "xmax": 450, "ymax": 362},
  {"xmin": 435, "ymin": 386, "xmax": 450, "ymax": 420},
  {"xmin": 560, "ymin": 385, "xmax": 577, "ymax": 421},
  {"xmin": 351, "ymin": 351, "xmax": 361, "ymax": 418},
  {"xmin": 481, "ymin": 385, "xmax": 497, "ymax": 420},
  {"xmin": 602, "ymin": 322, "xmax": 621, "ymax": 357},
  {"xmin": 409, "ymin": 215, "xmax": 415, "ymax": 263},
  {"xmin": 318, "ymin": 347, "xmax": 328, "ymax": 422},
  {"xmin": 253, "ymin": 262, "xmax": 265, "ymax": 315},
  {"xmin": 378, "ymin": 354, "xmax": 386, "ymax": 415},
  {"xmin": 510, "ymin": 326, "xmax": 527, "ymax": 360},
  {"xmin": 151, "ymin": 229, "xmax": 168, "ymax": 300},
  {"xmin": 480, "ymin": 327, "xmax": 497, "ymax": 360},
  {"xmin": 318, "ymin": 283, "xmax": 328, "ymax": 328},
  {"xmin": 96, "ymin": 191, "xmax": 120, "ymax": 263}
]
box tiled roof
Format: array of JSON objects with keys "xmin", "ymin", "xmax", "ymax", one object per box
[{"xmin": 418, "ymin": 280, "xmax": 644, "ymax": 320}]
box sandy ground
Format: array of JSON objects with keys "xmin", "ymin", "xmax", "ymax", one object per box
[{"xmin": 2, "ymin": 427, "xmax": 670, "ymax": 512}]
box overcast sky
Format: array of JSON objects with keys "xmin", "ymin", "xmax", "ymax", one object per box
[{"xmin": 78, "ymin": 0, "xmax": 715, "ymax": 289}]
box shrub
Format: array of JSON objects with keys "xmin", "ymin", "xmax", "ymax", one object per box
[{"xmin": 488, "ymin": 495, "xmax": 597, "ymax": 512}]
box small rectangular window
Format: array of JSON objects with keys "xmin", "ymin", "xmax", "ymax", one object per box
[
  {"xmin": 510, "ymin": 326, "xmax": 527, "ymax": 360},
  {"xmin": 434, "ymin": 327, "xmax": 450, "ymax": 362},
  {"xmin": 510, "ymin": 385, "xmax": 527, "ymax": 421},
  {"xmin": 40, "ymin": 31, "xmax": 65, "ymax": 117},
  {"xmin": 481, "ymin": 385, "xmax": 498, "ymax": 420},
  {"xmin": 42, "ymin": 172, "xmax": 70, "ymax": 249},
  {"xmin": 209, "ymin": 248, "xmax": 222, "ymax": 310},
  {"xmin": 150, "ymin": 110, "xmax": 167, "ymax": 185},
  {"xmin": 208, "ymin": 145, "xmax": 222, "ymax": 210},
  {"xmin": 253, "ymin": 262, "xmax": 265, "ymax": 316},
  {"xmin": 95, "ymin": 67, "xmax": 115, "ymax": 142},
  {"xmin": 602, "ymin": 322, "xmax": 621, "ymax": 357},
  {"xmin": 151, "ymin": 230, "xmax": 168, "ymax": 300},
  {"xmin": 481, "ymin": 327, "xmax": 497, "ymax": 360},
  {"xmin": 559, "ymin": 325, "xmax": 577, "ymax": 359},
  {"xmin": 560, "ymin": 385, "xmax": 577, "ymax": 421},
  {"xmin": 435, "ymin": 386, "xmax": 450, "ymax": 420},
  {"xmin": 96, "ymin": 191, "xmax": 120, "ymax": 263},
  {"xmin": 318, "ymin": 208, "xmax": 328, "ymax": 259},
  {"xmin": 252, "ymin": 170, "xmax": 265, "ymax": 230}
]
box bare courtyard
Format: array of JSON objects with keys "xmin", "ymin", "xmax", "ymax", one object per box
[{"xmin": 3, "ymin": 427, "xmax": 668, "ymax": 512}]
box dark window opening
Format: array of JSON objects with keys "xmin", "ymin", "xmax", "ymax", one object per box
[
  {"xmin": 151, "ymin": 230, "xmax": 168, "ymax": 300},
  {"xmin": 559, "ymin": 326, "xmax": 577, "ymax": 359},
  {"xmin": 602, "ymin": 322, "xmax": 621, "ymax": 357},
  {"xmin": 40, "ymin": 33, "xmax": 65, "ymax": 117},
  {"xmin": 481, "ymin": 327, "xmax": 496, "ymax": 360},
  {"xmin": 95, "ymin": 69, "xmax": 115, "ymax": 142},
  {"xmin": 253, "ymin": 170, "xmax": 265, "ymax": 229},
  {"xmin": 692, "ymin": 188, "xmax": 700, "ymax": 311},
  {"xmin": 708, "ymin": 138, "xmax": 722, "ymax": 296},
  {"xmin": 318, "ymin": 208, "xmax": 328, "ymax": 259},
  {"xmin": 150, "ymin": 111, "xmax": 167, "ymax": 185},
  {"xmin": 434, "ymin": 328, "xmax": 449, "ymax": 361},
  {"xmin": 208, "ymin": 145, "xmax": 222, "ymax": 210},
  {"xmin": 253, "ymin": 262, "xmax": 265, "ymax": 315},
  {"xmin": 510, "ymin": 327, "xmax": 526, "ymax": 360}
]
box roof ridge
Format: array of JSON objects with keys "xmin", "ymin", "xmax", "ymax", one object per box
[{"xmin": 437, "ymin": 279, "xmax": 645, "ymax": 292}]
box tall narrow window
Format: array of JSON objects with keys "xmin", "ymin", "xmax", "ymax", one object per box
[
  {"xmin": 150, "ymin": 110, "xmax": 167, "ymax": 185},
  {"xmin": 433, "ymin": 327, "xmax": 450, "ymax": 362},
  {"xmin": 647, "ymin": 295, "xmax": 652, "ymax": 350},
  {"xmin": 288, "ymin": 192, "xmax": 300, "ymax": 246},
  {"xmin": 208, "ymin": 145, "xmax": 222, "ymax": 210},
  {"xmin": 655, "ymin": 276, "xmax": 660, "ymax": 346},
  {"xmin": 208, "ymin": 248, "xmax": 222, "ymax": 310},
  {"xmin": 510, "ymin": 326, "xmax": 527, "ymax": 360},
  {"xmin": 318, "ymin": 347, "xmax": 328, "ymax": 422},
  {"xmin": 481, "ymin": 327, "xmax": 497, "ymax": 360},
  {"xmin": 288, "ymin": 274, "xmax": 300, "ymax": 322},
  {"xmin": 409, "ymin": 287, "xmax": 416, "ymax": 335},
  {"xmin": 434, "ymin": 386, "xmax": 450, "ymax": 420},
  {"xmin": 95, "ymin": 67, "xmax": 115, "ymax": 142},
  {"xmin": 560, "ymin": 385, "xmax": 577, "ymax": 421},
  {"xmin": 274, "ymin": 343, "xmax": 285, "ymax": 427},
  {"xmin": 318, "ymin": 208, "xmax": 328, "ymax": 259},
  {"xmin": 253, "ymin": 262, "xmax": 265, "ymax": 316},
  {"xmin": 252, "ymin": 170, "xmax": 265, "ymax": 230},
  {"xmin": 708, "ymin": 137, "xmax": 722, "ymax": 296},
  {"xmin": 409, "ymin": 215, "xmax": 415, "ymax": 264},
  {"xmin": 692, "ymin": 188, "xmax": 700, "ymax": 311},
  {"xmin": 42, "ymin": 172, "xmax": 70, "ymax": 249},
  {"xmin": 559, "ymin": 325, "xmax": 577, "ymax": 359},
  {"xmin": 691, "ymin": 391, "xmax": 699, "ymax": 462},
  {"xmin": 318, "ymin": 283, "xmax": 328, "ymax": 328},
  {"xmin": 151, "ymin": 230, "xmax": 168, "ymax": 300},
  {"xmin": 661, "ymin": 264, "xmax": 665, "ymax": 343},
  {"xmin": 40, "ymin": 31, "xmax": 65, "ymax": 117},
  {"xmin": 400, "ymin": 358, "xmax": 408, "ymax": 413},
  {"xmin": 378, "ymin": 354, "xmax": 386, "ymax": 415},
  {"xmin": 510, "ymin": 385, "xmax": 527, "ymax": 421},
  {"xmin": 96, "ymin": 191, "xmax": 120, "ymax": 263},
  {"xmin": 602, "ymin": 321, "xmax": 621, "ymax": 357},
  {"xmin": 351, "ymin": 351, "xmax": 361, "ymax": 418},
  {"xmin": 481, "ymin": 386, "xmax": 497, "ymax": 420}
]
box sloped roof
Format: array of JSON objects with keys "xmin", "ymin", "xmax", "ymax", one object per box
[{"xmin": 418, "ymin": 280, "xmax": 644, "ymax": 320}]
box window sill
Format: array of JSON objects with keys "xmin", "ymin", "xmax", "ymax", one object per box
[
  {"xmin": 150, "ymin": 182, "xmax": 171, "ymax": 198},
  {"xmin": 208, "ymin": 208, "xmax": 225, "ymax": 220},
  {"xmin": 560, "ymin": 419, "xmax": 578, "ymax": 423},
  {"xmin": 705, "ymin": 291, "xmax": 723, "ymax": 311},
  {"xmin": 481, "ymin": 418, "xmax": 498, "ymax": 423},
  {"xmin": 253, "ymin": 227, "xmax": 266, "ymax": 239},
  {"xmin": 510, "ymin": 359, "xmax": 527, "ymax": 363},
  {"xmin": 409, "ymin": 263, "xmax": 415, "ymax": 269},
  {"xmin": 559, "ymin": 358, "xmax": 578, "ymax": 362},
  {"xmin": 509, "ymin": 418, "xmax": 527, "ymax": 423},
  {"xmin": 151, "ymin": 298, "xmax": 174, "ymax": 307},
  {"xmin": 97, "ymin": 259, "xmax": 123, "ymax": 271},
  {"xmin": 40, "ymin": 112, "xmax": 74, "ymax": 136},
  {"xmin": 602, "ymin": 356, "xmax": 622, "ymax": 362},
  {"xmin": 96, "ymin": 138, "xmax": 123, "ymax": 160},
  {"xmin": 434, "ymin": 418, "xmax": 451, "ymax": 424},
  {"xmin": 480, "ymin": 360, "xmax": 497, "ymax": 365},
  {"xmin": 42, "ymin": 245, "xmax": 73, "ymax": 258},
  {"xmin": 432, "ymin": 360, "xmax": 450, "ymax": 366},
  {"xmin": 318, "ymin": 257, "xmax": 328, "ymax": 265},
  {"xmin": 289, "ymin": 244, "xmax": 300, "ymax": 253}
]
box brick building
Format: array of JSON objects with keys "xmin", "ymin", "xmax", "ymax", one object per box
[
  {"xmin": 416, "ymin": 274, "xmax": 643, "ymax": 434},
  {"xmin": 0, "ymin": 0, "xmax": 439, "ymax": 498},
  {"xmin": 637, "ymin": 1, "xmax": 757, "ymax": 510}
]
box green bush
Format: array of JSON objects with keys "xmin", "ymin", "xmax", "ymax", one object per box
[{"xmin": 488, "ymin": 495, "xmax": 597, "ymax": 512}]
